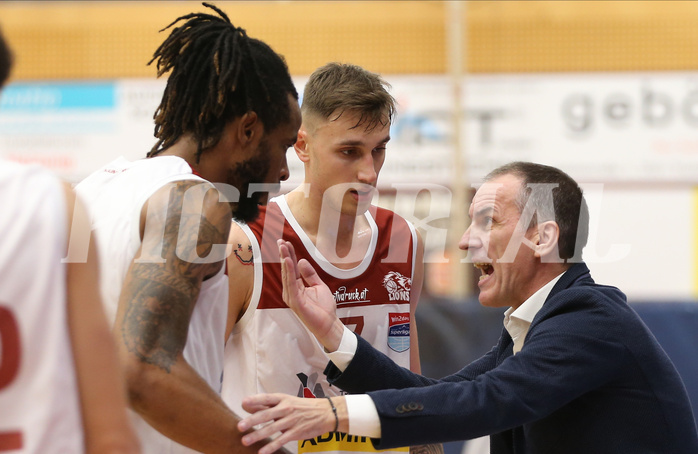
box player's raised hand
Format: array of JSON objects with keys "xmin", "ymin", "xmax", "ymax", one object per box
[{"xmin": 278, "ymin": 239, "xmax": 345, "ymax": 351}]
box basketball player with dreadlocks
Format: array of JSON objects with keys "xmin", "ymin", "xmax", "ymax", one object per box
[{"xmin": 76, "ymin": 3, "xmax": 300, "ymax": 453}]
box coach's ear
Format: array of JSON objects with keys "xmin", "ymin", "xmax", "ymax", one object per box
[
  {"xmin": 534, "ymin": 220, "xmax": 561, "ymax": 262},
  {"xmin": 294, "ymin": 128, "xmax": 310, "ymax": 163}
]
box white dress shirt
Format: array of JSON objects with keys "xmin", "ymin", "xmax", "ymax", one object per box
[
  {"xmin": 327, "ymin": 271, "xmax": 565, "ymax": 438},
  {"xmin": 503, "ymin": 272, "xmax": 563, "ymax": 355}
]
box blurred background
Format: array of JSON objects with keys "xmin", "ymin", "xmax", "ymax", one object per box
[{"xmin": 1, "ymin": 2, "xmax": 697, "ymax": 451}]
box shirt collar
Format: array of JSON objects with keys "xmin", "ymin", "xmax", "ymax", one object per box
[{"xmin": 504, "ymin": 271, "xmax": 565, "ymax": 324}]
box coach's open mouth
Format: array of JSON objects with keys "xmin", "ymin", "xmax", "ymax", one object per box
[{"xmin": 474, "ymin": 262, "xmax": 494, "ymax": 281}]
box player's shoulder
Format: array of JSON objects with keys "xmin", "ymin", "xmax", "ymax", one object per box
[
  {"xmin": 227, "ymin": 220, "xmax": 257, "ymax": 276},
  {"xmin": 147, "ymin": 178, "xmax": 231, "ymax": 223},
  {"xmin": 228, "ymin": 220, "xmax": 253, "ymax": 246},
  {"xmin": 0, "ymin": 161, "xmax": 64, "ymax": 215},
  {"xmin": 0, "ymin": 160, "xmax": 59, "ymax": 188}
]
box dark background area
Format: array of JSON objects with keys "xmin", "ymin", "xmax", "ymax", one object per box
[{"xmin": 415, "ymin": 297, "xmax": 698, "ymax": 454}]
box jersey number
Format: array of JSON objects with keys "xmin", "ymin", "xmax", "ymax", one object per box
[
  {"xmin": 339, "ymin": 316, "xmax": 364, "ymax": 336},
  {"xmin": 0, "ymin": 306, "xmax": 23, "ymax": 451}
]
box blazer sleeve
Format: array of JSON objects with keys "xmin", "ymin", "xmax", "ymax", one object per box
[
  {"xmin": 326, "ymin": 329, "xmax": 509, "ymax": 393},
  {"xmin": 325, "ymin": 335, "xmax": 437, "ymax": 392},
  {"xmin": 332, "ymin": 295, "xmax": 630, "ymax": 449}
]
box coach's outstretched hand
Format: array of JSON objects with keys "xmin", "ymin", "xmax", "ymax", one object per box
[
  {"xmin": 238, "ymin": 393, "xmax": 348, "ymax": 454},
  {"xmin": 278, "ymin": 239, "xmax": 345, "ymax": 352}
]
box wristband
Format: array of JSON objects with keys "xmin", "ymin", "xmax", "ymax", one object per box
[{"xmin": 326, "ymin": 397, "xmax": 339, "ymax": 433}]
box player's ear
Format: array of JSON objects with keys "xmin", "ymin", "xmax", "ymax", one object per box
[
  {"xmin": 295, "ymin": 128, "xmax": 310, "ymax": 163},
  {"xmin": 238, "ymin": 111, "xmax": 261, "ymax": 146}
]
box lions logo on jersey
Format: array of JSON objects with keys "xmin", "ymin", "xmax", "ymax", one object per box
[{"xmin": 382, "ymin": 271, "xmax": 411, "ymax": 302}]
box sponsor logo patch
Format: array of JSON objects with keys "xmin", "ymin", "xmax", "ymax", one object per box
[
  {"xmin": 296, "ymin": 372, "xmax": 325, "ymax": 398},
  {"xmin": 298, "ymin": 432, "xmax": 409, "ymax": 453},
  {"xmin": 387, "ymin": 312, "xmax": 410, "ymax": 353},
  {"xmin": 295, "ymin": 374, "xmax": 411, "ymax": 453},
  {"xmin": 333, "ymin": 286, "xmax": 370, "ymax": 306},
  {"xmin": 382, "ymin": 271, "xmax": 411, "ymax": 302}
]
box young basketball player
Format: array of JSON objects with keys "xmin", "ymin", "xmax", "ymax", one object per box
[{"xmin": 222, "ymin": 63, "xmax": 441, "ymax": 454}]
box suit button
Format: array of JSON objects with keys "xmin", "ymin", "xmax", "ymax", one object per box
[
  {"xmin": 407, "ymin": 402, "xmax": 422, "ymax": 411},
  {"xmin": 395, "ymin": 405, "xmax": 406, "ymax": 414}
]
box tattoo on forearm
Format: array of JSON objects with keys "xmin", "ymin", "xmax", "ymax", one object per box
[
  {"xmin": 121, "ymin": 274, "xmax": 193, "ymax": 372},
  {"xmin": 120, "ymin": 181, "xmax": 230, "ymax": 373},
  {"xmin": 410, "ymin": 444, "xmax": 445, "ymax": 454}
]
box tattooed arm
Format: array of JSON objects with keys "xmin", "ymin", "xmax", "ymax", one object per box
[
  {"xmin": 225, "ymin": 221, "xmax": 255, "ymax": 340},
  {"xmin": 113, "ymin": 180, "xmax": 270, "ymax": 454}
]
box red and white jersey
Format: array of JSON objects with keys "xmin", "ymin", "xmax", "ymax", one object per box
[
  {"xmin": 0, "ymin": 162, "xmax": 83, "ymax": 453},
  {"xmin": 222, "ymin": 195, "xmax": 416, "ymax": 454},
  {"xmin": 76, "ymin": 156, "xmax": 228, "ymax": 454}
]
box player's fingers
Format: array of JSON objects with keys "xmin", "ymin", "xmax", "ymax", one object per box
[
  {"xmin": 280, "ymin": 256, "xmax": 300, "ymax": 309},
  {"xmin": 277, "ymin": 239, "xmax": 287, "ymax": 256},
  {"xmin": 298, "ymin": 259, "xmax": 323, "ymax": 287},
  {"xmin": 280, "ymin": 257, "xmax": 290, "ymax": 304},
  {"xmin": 285, "ymin": 241, "xmax": 299, "ymax": 270},
  {"xmin": 279, "ymin": 240, "xmax": 302, "ymax": 282},
  {"xmin": 278, "ymin": 241, "xmax": 293, "ymax": 274},
  {"xmin": 278, "ymin": 241, "xmax": 298, "ymax": 306},
  {"xmin": 279, "ymin": 250, "xmax": 288, "ymax": 303}
]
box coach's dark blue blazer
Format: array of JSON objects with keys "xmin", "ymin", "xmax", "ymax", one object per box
[{"xmin": 326, "ymin": 263, "xmax": 698, "ymax": 454}]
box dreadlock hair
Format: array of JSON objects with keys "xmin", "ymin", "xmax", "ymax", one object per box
[
  {"xmin": 0, "ymin": 28, "xmax": 13, "ymax": 88},
  {"xmin": 147, "ymin": 2, "xmax": 298, "ymax": 162}
]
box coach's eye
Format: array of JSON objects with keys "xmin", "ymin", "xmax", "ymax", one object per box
[{"xmin": 479, "ymin": 216, "xmax": 493, "ymax": 229}]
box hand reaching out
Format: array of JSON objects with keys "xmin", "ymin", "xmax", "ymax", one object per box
[
  {"xmin": 238, "ymin": 393, "xmax": 347, "ymax": 454},
  {"xmin": 278, "ymin": 240, "xmax": 345, "ymax": 352}
]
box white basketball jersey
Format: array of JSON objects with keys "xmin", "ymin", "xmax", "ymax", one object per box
[
  {"xmin": 222, "ymin": 195, "xmax": 416, "ymax": 454},
  {"xmin": 0, "ymin": 162, "xmax": 83, "ymax": 453},
  {"xmin": 76, "ymin": 156, "xmax": 228, "ymax": 454}
]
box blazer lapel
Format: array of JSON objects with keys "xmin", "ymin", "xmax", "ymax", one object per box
[{"xmin": 495, "ymin": 328, "xmax": 514, "ymax": 365}]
